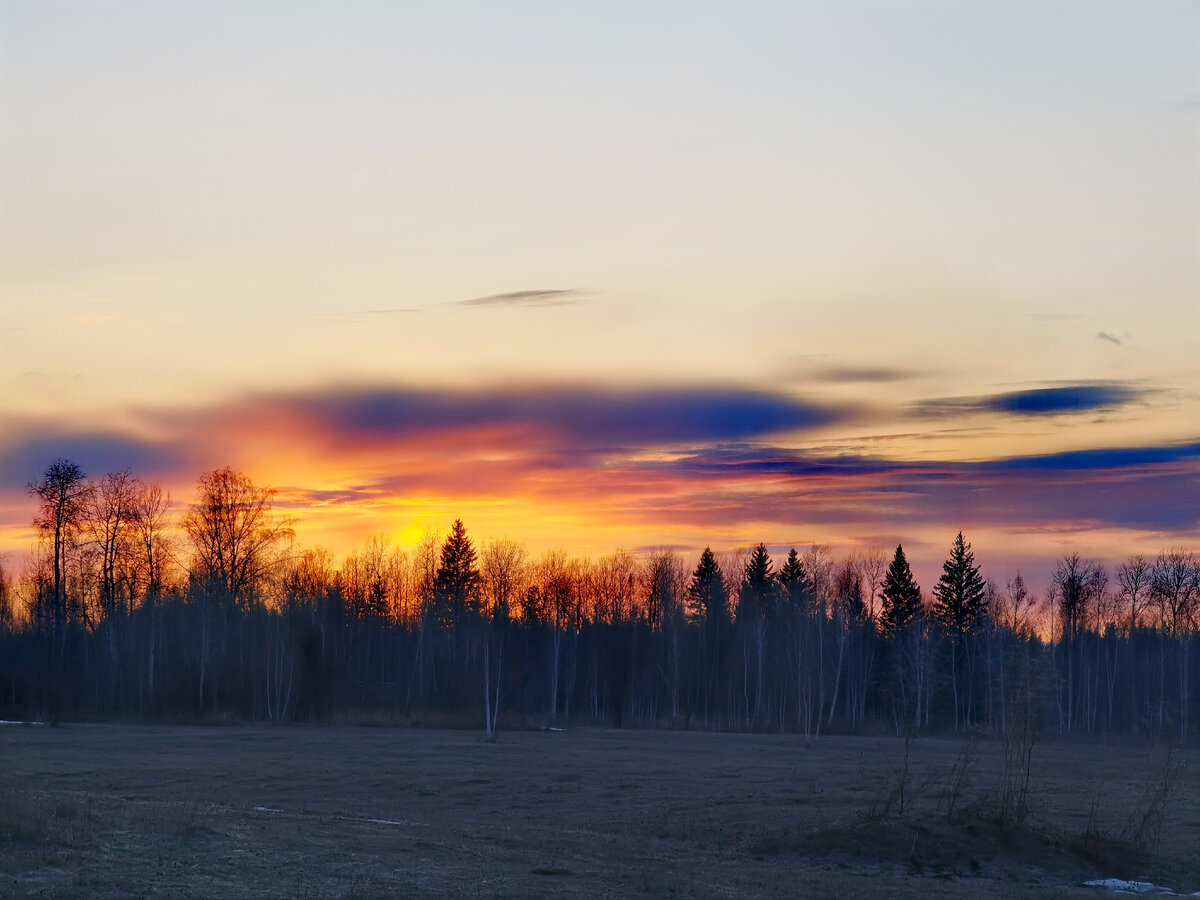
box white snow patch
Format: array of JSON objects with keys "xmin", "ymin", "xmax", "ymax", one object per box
[
  {"xmin": 252, "ymin": 806, "xmax": 283, "ymax": 813},
  {"xmin": 365, "ymin": 818, "xmax": 408, "ymax": 826},
  {"xmin": 0, "ymin": 719, "xmax": 43, "ymax": 726},
  {"xmin": 1083, "ymin": 879, "xmax": 1178, "ymax": 894},
  {"xmin": 548, "ymin": 727, "xmax": 567, "ymax": 732}
]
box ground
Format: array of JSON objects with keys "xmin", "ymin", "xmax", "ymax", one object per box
[{"xmin": 1, "ymin": 723, "xmax": 1197, "ymax": 897}]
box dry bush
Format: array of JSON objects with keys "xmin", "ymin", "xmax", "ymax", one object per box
[{"xmin": 1122, "ymin": 751, "xmax": 1185, "ymax": 856}]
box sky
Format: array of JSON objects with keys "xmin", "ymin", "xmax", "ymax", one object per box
[{"xmin": 1, "ymin": 1, "xmax": 1197, "ymax": 591}]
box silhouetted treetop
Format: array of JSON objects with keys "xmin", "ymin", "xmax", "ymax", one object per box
[
  {"xmin": 933, "ymin": 531, "xmax": 987, "ymax": 637},
  {"xmin": 739, "ymin": 543, "xmax": 776, "ymax": 620},
  {"xmin": 687, "ymin": 546, "xmax": 728, "ymax": 627},
  {"xmin": 778, "ymin": 548, "xmax": 810, "ymax": 612},
  {"xmin": 433, "ymin": 519, "xmax": 481, "ymax": 626},
  {"xmin": 880, "ymin": 544, "xmax": 922, "ymax": 633}
]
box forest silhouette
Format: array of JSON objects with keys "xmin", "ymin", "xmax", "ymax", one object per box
[{"xmin": 3, "ymin": 458, "xmax": 1197, "ymax": 744}]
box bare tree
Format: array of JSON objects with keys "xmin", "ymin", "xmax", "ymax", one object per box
[
  {"xmin": 802, "ymin": 544, "xmax": 834, "ymax": 735},
  {"xmin": 180, "ymin": 467, "xmax": 292, "ymax": 709},
  {"xmin": 1151, "ymin": 548, "xmax": 1199, "ymax": 638},
  {"xmin": 1151, "ymin": 548, "xmax": 1199, "ymax": 740},
  {"xmin": 1050, "ymin": 554, "xmax": 1107, "ymax": 735},
  {"xmin": 82, "ymin": 469, "xmax": 144, "ymax": 707},
  {"xmin": 28, "ymin": 459, "xmax": 91, "ymax": 637},
  {"xmin": 535, "ymin": 549, "xmax": 572, "ymax": 722},
  {"xmin": 413, "ymin": 526, "xmax": 441, "ymax": 603},
  {"xmin": 826, "ymin": 558, "xmax": 862, "ymax": 727},
  {"xmin": 87, "ymin": 469, "xmax": 141, "ymax": 621},
  {"xmin": 342, "ymin": 535, "xmax": 406, "ymax": 620},
  {"xmin": 0, "ymin": 558, "xmax": 13, "ymax": 633},
  {"xmin": 480, "ymin": 538, "xmax": 527, "ymax": 738},
  {"xmin": 1117, "ymin": 554, "xmax": 1152, "ymax": 634},
  {"xmin": 131, "ymin": 481, "xmax": 173, "ymax": 703},
  {"xmin": 407, "ymin": 524, "xmax": 442, "ymax": 710},
  {"xmin": 644, "ymin": 550, "xmax": 686, "ymax": 719},
  {"xmin": 181, "ymin": 467, "xmax": 293, "ymax": 608},
  {"xmin": 1002, "ymin": 573, "xmax": 1036, "ymax": 637},
  {"xmin": 132, "ymin": 482, "xmax": 174, "ymax": 600},
  {"xmin": 595, "ymin": 550, "xmax": 639, "ymax": 624},
  {"xmin": 858, "ymin": 545, "xmax": 888, "ymax": 622}
]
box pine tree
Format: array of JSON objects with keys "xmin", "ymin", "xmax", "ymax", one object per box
[
  {"xmin": 879, "ymin": 544, "xmax": 922, "ymax": 633},
  {"xmin": 687, "ymin": 546, "xmax": 729, "ymax": 627},
  {"xmin": 778, "ymin": 548, "xmax": 809, "ymax": 612},
  {"xmin": 932, "ymin": 532, "xmax": 987, "ymax": 637},
  {"xmin": 432, "ymin": 519, "xmax": 481, "ymax": 627},
  {"xmin": 739, "ymin": 543, "xmax": 776, "ymax": 619}
]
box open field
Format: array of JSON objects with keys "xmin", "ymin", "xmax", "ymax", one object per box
[{"xmin": 1, "ymin": 724, "xmax": 1198, "ymax": 898}]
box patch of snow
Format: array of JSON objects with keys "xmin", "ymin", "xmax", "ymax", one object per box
[
  {"xmin": 252, "ymin": 806, "xmax": 283, "ymax": 813},
  {"xmin": 0, "ymin": 719, "xmax": 43, "ymax": 726},
  {"xmin": 548, "ymin": 726, "xmax": 567, "ymax": 732},
  {"xmin": 365, "ymin": 818, "xmax": 407, "ymax": 826},
  {"xmin": 1084, "ymin": 879, "xmax": 1175, "ymax": 894}
]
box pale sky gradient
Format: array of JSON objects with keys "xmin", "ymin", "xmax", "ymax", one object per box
[{"xmin": 2, "ymin": 2, "xmax": 1197, "ymax": 589}]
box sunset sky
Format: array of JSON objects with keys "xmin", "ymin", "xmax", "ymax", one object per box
[{"xmin": 2, "ymin": 2, "xmax": 1197, "ymax": 590}]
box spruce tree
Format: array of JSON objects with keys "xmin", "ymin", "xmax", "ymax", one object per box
[
  {"xmin": 879, "ymin": 544, "xmax": 922, "ymax": 633},
  {"xmin": 932, "ymin": 531, "xmax": 987, "ymax": 636},
  {"xmin": 432, "ymin": 519, "xmax": 481, "ymax": 627},
  {"xmin": 687, "ymin": 546, "xmax": 729, "ymax": 627},
  {"xmin": 778, "ymin": 548, "xmax": 809, "ymax": 612},
  {"xmin": 739, "ymin": 544, "xmax": 776, "ymax": 619}
]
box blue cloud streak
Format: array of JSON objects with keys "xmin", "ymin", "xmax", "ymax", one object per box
[
  {"xmin": 912, "ymin": 383, "xmax": 1146, "ymax": 418},
  {"xmin": 275, "ymin": 385, "xmax": 844, "ymax": 447}
]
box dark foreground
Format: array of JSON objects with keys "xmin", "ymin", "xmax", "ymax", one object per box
[{"xmin": 1, "ymin": 724, "xmax": 1197, "ymax": 897}]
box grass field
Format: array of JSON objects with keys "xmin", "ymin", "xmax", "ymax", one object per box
[{"xmin": 1, "ymin": 723, "xmax": 1197, "ymax": 897}]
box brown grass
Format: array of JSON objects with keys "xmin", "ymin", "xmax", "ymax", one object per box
[{"xmin": 0, "ymin": 724, "xmax": 1196, "ymax": 897}]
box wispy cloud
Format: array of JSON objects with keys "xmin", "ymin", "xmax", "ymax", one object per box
[
  {"xmin": 807, "ymin": 365, "xmax": 920, "ymax": 384},
  {"xmin": 1096, "ymin": 331, "xmax": 1123, "ymax": 346},
  {"xmin": 273, "ymin": 487, "xmax": 379, "ymax": 510},
  {"xmin": 911, "ymin": 382, "xmax": 1147, "ymax": 418},
  {"xmin": 626, "ymin": 441, "xmax": 1200, "ymax": 533},
  {"xmin": 457, "ymin": 289, "xmax": 582, "ymax": 308}
]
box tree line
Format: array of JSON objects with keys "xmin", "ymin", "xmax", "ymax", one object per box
[{"xmin": 1, "ymin": 458, "xmax": 1197, "ymax": 743}]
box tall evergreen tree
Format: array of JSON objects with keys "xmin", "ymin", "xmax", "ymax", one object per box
[
  {"xmin": 688, "ymin": 546, "xmax": 730, "ymax": 724},
  {"xmin": 778, "ymin": 548, "xmax": 809, "ymax": 612},
  {"xmin": 432, "ymin": 519, "xmax": 481, "ymax": 627},
  {"xmin": 739, "ymin": 544, "xmax": 776, "ymax": 619},
  {"xmin": 879, "ymin": 544, "xmax": 922, "ymax": 633},
  {"xmin": 687, "ymin": 547, "xmax": 729, "ymax": 627},
  {"xmin": 932, "ymin": 532, "xmax": 987, "ymax": 636}
]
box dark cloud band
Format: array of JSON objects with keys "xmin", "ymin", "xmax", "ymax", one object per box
[
  {"xmin": 253, "ymin": 384, "xmax": 844, "ymax": 448},
  {"xmin": 912, "ymin": 382, "xmax": 1146, "ymax": 418},
  {"xmin": 2, "ymin": 383, "xmax": 1193, "ymax": 542}
]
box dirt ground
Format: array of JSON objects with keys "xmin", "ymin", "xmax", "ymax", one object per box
[{"xmin": 1, "ymin": 723, "xmax": 1197, "ymax": 898}]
